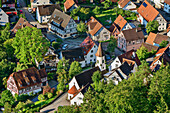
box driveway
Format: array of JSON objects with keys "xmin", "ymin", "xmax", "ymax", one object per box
[{"xmin": 40, "ymin": 92, "xmax": 70, "ymax": 113}]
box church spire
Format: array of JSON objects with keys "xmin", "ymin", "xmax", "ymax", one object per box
[{"xmin": 95, "ymin": 43, "xmax": 104, "ymax": 57}]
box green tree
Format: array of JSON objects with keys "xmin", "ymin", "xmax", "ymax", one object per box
[
  {"xmin": 15, "ymin": 102, "xmax": 26, "ymax": 111},
  {"xmin": 52, "ymin": 41, "xmax": 61, "ymax": 50},
  {"xmin": 47, "ymin": 92, "xmax": 53, "ymax": 99},
  {"xmin": 136, "ymin": 45, "xmax": 149, "ymax": 60},
  {"xmin": 76, "ymin": 21, "xmax": 87, "ymax": 34},
  {"xmin": 69, "ymin": 61, "xmax": 82, "ymax": 79},
  {"xmin": 146, "ymin": 20, "xmax": 159, "ymax": 34},
  {"xmin": 107, "ymin": 37, "xmax": 117, "ymax": 52},
  {"xmin": 2, "ymin": 77, "xmax": 7, "ymax": 88},
  {"xmin": 38, "ymin": 94, "xmax": 45, "ymax": 101},
  {"xmin": 92, "ymin": 6, "xmax": 101, "ymax": 15},
  {"xmin": 159, "ymin": 40, "xmax": 169, "ymax": 48},
  {"xmin": 3, "ymin": 102, "xmax": 12, "ymax": 113},
  {"xmin": 5, "ymin": 22, "xmax": 10, "ymax": 30},
  {"xmin": 0, "ymin": 28, "xmax": 10, "ymax": 43},
  {"xmin": 3, "ymin": 39, "xmax": 15, "ymax": 60},
  {"xmin": 92, "ymin": 70, "xmax": 102, "ymax": 91},
  {"xmin": 12, "ymin": 27, "xmax": 50, "ymax": 66},
  {"xmin": 57, "ymin": 69, "xmax": 69, "ymax": 91},
  {"xmin": 57, "ymin": 57, "xmax": 69, "ymax": 74},
  {"xmin": 0, "ymin": 90, "xmax": 15, "ymax": 106}
]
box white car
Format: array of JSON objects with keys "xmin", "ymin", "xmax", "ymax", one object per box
[
  {"xmin": 62, "ymin": 44, "xmax": 68, "ymax": 50},
  {"xmin": 28, "ymin": 8, "xmax": 32, "ymax": 13}
]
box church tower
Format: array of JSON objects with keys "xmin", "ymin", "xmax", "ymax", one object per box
[{"xmin": 95, "ymin": 43, "xmax": 106, "ymax": 71}]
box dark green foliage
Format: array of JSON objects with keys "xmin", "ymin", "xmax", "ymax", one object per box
[
  {"xmin": 3, "ymin": 102, "xmax": 12, "ymax": 113},
  {"xmin": 0, "ymin": 90, "xmax": 15, "ymax": 106},
  {"xmin": 52, "ymin": 41, "xmax": 61, "ymax": 50},
  {"xmin": 92, "ymin": 6, "xmax": 101, "ymax": 15},
  {"xmin": 159, "ymin": 40, "xmax": 169, "ymax": 48},
  {"xmin": 146, "ymin": 20, "xmax": 159, "ymax": 34},
  {"xmin": 69, "ymin": 61, "xmax": 82, "ymax": 79},
  {"xmin": 76, "ymin": 21, "xmax": 87, "ymax": 34},
  {"xmin": 58, "ymin": 105, "xmax": 79, "ymax": 113},
  {"xmin": 107, "ymin": 37, "xmax": 117, "ymax": 52}
]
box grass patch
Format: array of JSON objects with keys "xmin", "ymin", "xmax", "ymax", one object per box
[{"xmin": 82, "ymin": 66, "xmax": 91, "ymax": 71}]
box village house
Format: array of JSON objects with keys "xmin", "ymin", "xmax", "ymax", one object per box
[
  {"xmin": 164, "ymin": 0, "xmax": 170, "ymax": 14},
  {"xmin": 140, "ymin": 43, "xmax": 159, "ymax": 52},
  {"xmin": 61, "ymin": 47, "xmax": 86, "ymax": 67},
  {"xmin": 68, "ymin": 67, "xmax": 102, "ymax": 105},
  {"xmin": 150, "ymin": 45, "xmax": 170, "ymax": 71},
  {"xmin": 117, "ymin": 27, "xmax": 145, "ymax": 52},
  {"xmin": 109, "ymin": 15, "xmax": 137, "ymax": 37},
  {"xmin": 104, "ymin": 62, "xmax": 131, "ymax": 85},
  {"xmin": 64, "ymin": 0, "xmax": 78, "ymax": 12},
  {"xmin": 30, "ymin": 0, "xmax": 51, "ymax": 12},
  {"xmin": 118, "ymin": 0, "xmax": 137, "ymax": 10},
  {"xmin": 145, "ymin": 32, "xmax": 169, "ymax": 47},
  {"xmin": 39, "ymin": 48, "xmax": 59, "ymax": 73},
  {"xmin": 87, "ymin": 17, "xmax": 110, "ymax": 41},
  {"xmin": 48, "ymin": 9, "xmax": 77, "ymax": 39},
  {"xmin": 7, "ymin": 67, "xmax": 48, "ymax": 96},
  {"xmin": 137, "ymin": 0, "xmax": 167, "ymax": 31},
  {"xmin": 0, "ymin": 8, "xmax": 9, "ymax": 26},
  {"xmin": 153, "ymin": 0, "xmax": 164, "ymax": 9},
  {"xmin": 110, "ymin": 49, "xmax": 141, "ymax": 73},
  {"xmin": 36, "ymin": 4, "xmax": 61, "ymax": 23},
  {"xmin": 11, "ymin": 17, "xmax": 33, "ymax": 34},
  {"xmin": 80, "ymin": 36, "xmax": 98, "ymax": 65}
]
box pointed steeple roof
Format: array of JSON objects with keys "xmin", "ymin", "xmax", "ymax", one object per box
[{"xmin": 96, "ymin": 43, "xmax": 104, "ymax": 57}]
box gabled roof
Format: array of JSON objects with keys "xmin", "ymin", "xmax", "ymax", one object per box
[
  {"xmin": 48, "ymin": 9, "xmax": 71, "ymax": 29},
  {"xmin": 165, "ymin": 0, "xmax": 170, "ymax": 5},
  {"xmin": 62, "ymin": 47, "xmax": 85, "ymax": 63},
  {"xmin": 11, "ymin": 18, "xmax": 33, "ymax": 34},
  {"xmin": 156, "ymin": 44, "xmax": 170, "ymax": 55},
  {"xmin": 137, "ymin": 0, "xmax": 159, "ymax": 22},
  {"xmin": 8, "ymin": 67, "xmax": 47, "ymax": 90},
  {"xmin": 68, "ymin": 85, "xmax": 78, "ymax": 94},
  {"xmin": 74, "ymin": 67, "xmax": 100, "ymax": 88},
  {"xmin": 38, "ymin": 4, "xmax": 61, "ymax": 16},
  {"xmin": 118, "ymin": 49, "xmax": 141, "ymax": 66},
  {"xmin": 64, "ymin": 0, "xmax": 75, "ymax": 10},
  {"xmin": 146, "ymin": 32, "xmax": 169, "ymax": 45},
  {"xmin": 118, "ymin": 61, "xmax": 131, "ymax": 76},
  {"xmin": 80, "ymin": 36, "xmax": 96, "ymax": 55},
  {"xmin": 141, "ymin": 43, "xmax": 159, "ymax": 52},
  {"xmin": 122, "ymin": 27, "xmax": 144, "ymax": 41},
  {"xmin": 87, "ymin": 16, "xmax": 104, "ymax": 36},
  {"xmin": 118, "ymin": 0, "xmax": 130, "ymax": 8},
  {"xmin": 96, "ymin": 43, "xmax": 104, "ymax": 57},
  {"xmin": 109, "ymin": 15, "xmax": 127, "ymax": 32}
]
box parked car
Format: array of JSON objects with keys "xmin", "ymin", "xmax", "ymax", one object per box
[
  {"xmin": 62, "ymin": 44, "xmax": 68, "ymax": 50},
  {"xmin": 28, "ymin": 8, "xmax": 32, "ymax": 13},
  {"xmin": 20, "ymin": 10, "xmax": 23, "ymax": 14}
]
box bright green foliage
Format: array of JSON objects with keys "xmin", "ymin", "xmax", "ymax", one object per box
[
  {"xmin": 76, "ymin": 21, "xmax": 87, "ymax": 34},
  {"xmin": 92, "ymin": 6, "xmax": 101, "ymax": 15},
  {"xmin": 19, "ymin": 13, "xmax": 26, "ymax": 19},
  {"xmin": 0, "ymin": 28, "xmax": 10, "ymax": 43},
  {"xmin": 5, "ymin": 22, "xmax": 10, "ymax": 30},
  {"xmin": 102, "ymin": 0, "xmax": 112, "ymax": 9},
  {"xmin": 57, "ymin": 57, "xmax": 69, "ymax": 74},
  {"xmin": 136, "ymin": 45, "xmax": 149, "ymax": 60},
  {"xmin": 47, "ymin": 92, "xmax": 53, "ymax": 99},
  {"xmin": 14, "ymin": 63, "xmax": 31, "ymax": 72},
  {"xmin": 2, "ymin": 77, "xmax": 7, "ymax": 88},
  {"xmin": 57, "ymin": 69, "xmax": 69, "ymax": 91},
  {"xmin": 146, "ymin": 20, "xmax": 159, "ymax": 34},
  {"xmin": 71, "ymin": 7, "xmax": 90, "ymax": 21},
  {"xmin": 92, "ymin": 70, "xmax": 102, "ymax": 91},
  {"xmin": 107, "ymin": 37, "xmax": 117, "ymax": 52},
  {"xmin": 12, "ymin": 27, "xmax": 50, "ymax": 66},
  {"xmin": 3, "ymin": 39, "xmax": 15, "ymax": 60},
  {"xmin": 0, "ymin": 0, "xmax": 2, "ymax": 7},
  {"xmin": 3, "ymin": 102, "xmax": 12, "ymax": 113},
  {"xmin": 0, "ymin": 90, "xmax": 15, "ymax": 106},
  {"xmin": 38, "ymin": 94, "xmax": 45, "ymax": 101},
  {"xmin": 159, "ymin": 40, "xmax": 169, "ymax": 48},
  {"xmin": 69, "ymin": 61, "xmax": 82, "ymax": 79},
  {"xmin": 15, "ymin": 102, "xmax": 26, "ymax": 111},
  {"xmin": 58, "ymin": 105, "xmax": 79, "ymax": 113}
]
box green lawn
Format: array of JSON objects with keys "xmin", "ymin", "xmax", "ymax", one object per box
[{"xmin": 95, "ymin": 9, "xmax": 117, "ymax": 26}]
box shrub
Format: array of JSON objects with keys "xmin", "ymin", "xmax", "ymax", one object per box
[
  {"xmin": 47, "ymin": 93, "xmax": 53, "ymax": 99},
  {"xmin": 38, "ymin": 94, "xmax": 45, "ymax": 101}
]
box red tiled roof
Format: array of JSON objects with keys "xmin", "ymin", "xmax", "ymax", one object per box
[
  {"xmin": 80, "ymin": 36, "xmax": 95, "ymax": 55},
  {"xmin": 146, "ymin": 32, "xmax": 169, "ymax": 45},
  {"xmin": 167, "ymin": 24, "xmax": 170, "ymax": 33},
  {"xmin": 64, "ymin": 0, "xmax": 75, "ymax": 10},
  {"xmin": 137, "ymin": 0, "xmax": 159, "ymax": 22},
  {"xmin": 114, "ymin": 15, "xmax": 127, "ymax": 31},
  {"xmin": 68, "ymin": 85, "xmax": 78, "ymax": 94},
  {"xmin": 165, "ymin": 0, "xmax": 170, "ymax": 5},
  {"xmin": 141, "ymin": 43, "xmax": 159, "ymax": 52},
  {"xmin": 118, "ymin": 0, "xmax": 130, "ymax": 8},
  {"xmin": 87, "ymin": 16, "xmax": 103, "ymax": 36},
  {"xmin": 156, "ymin": 44, "xmax": 170, "ymax": 55}
]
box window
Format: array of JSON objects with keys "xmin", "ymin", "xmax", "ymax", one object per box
[
  {"xmin": 90, "ymin": 59, "xmax": 92, "ymax": 62},
  {"xmin": 115, "ymin": 64, "xmax": 118, "ymax": 67},
  {"xmin": 90, "ymin": 55, "xmax": 93, "ymax": 57},
  {"xmin": 116, "ymin": 61, "xmax": 119, "ymax": 63},
  {"xmin": 94, "ymin": 45, "xmax": 96, "ymax": 48},
  {"xmin": 102, "ymin": 60, "xmax": 104, "ymax": 63},
  {"xmin": 37, "ymin": 2, "xmax": 39, "ymax": 4},
  {"xmin": 0, "ymin": 14, "xmax": 2, "ymax": 16},
  {"xmin": 91, "ymin": 50, "xmax": 93, "ymax": 53},
  {"xmin": 100, "ymin": 64, "xmax": 102, "ymax": 66}
]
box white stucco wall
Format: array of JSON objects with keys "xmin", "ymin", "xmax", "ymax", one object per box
[
  {"xmin": 95, "ymin": 56, "xmax": 106, "ymax": 71},
  {"xmin": 70, "ymin": 92, "xmax": 84, "ymax": 106},
  {"xmin": 123, "ymin": 1, "xmax": 136, "ymax": 10},
  {"xmin": 69, "ymin": 77, "xmax": 80, "ymax": 90},
  {"xmin": 110, "ymin": 57, "xmax": 122, "ymax": 71},
  {"xmin": 0, "ymin": 8, "xmax": 9, "ymax": 26},
  {"xmin": 167, "ymin": 31, "xmax": 170, "ymax": 37}
]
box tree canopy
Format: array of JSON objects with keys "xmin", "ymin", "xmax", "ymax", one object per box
[
  {"xmin": 146, "ymin": 20, "xmax": 159, "ymax": 34},
  {"xmin": 12, "ymin": 27, "xmax": 50, "ymax": 66},
  {"xmin": 69, "ymin": 61, "xmax": 82, "ymax": 79},
  {"xmin": 76, "ymin": 21, "xmax": 87, "ymax": 34}
]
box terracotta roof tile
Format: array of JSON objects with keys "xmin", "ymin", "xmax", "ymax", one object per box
[
  {"xmin": 88, "ymin": 16, "xmax": 103, "ymax": 36},
  {"xmin": 80, "ymin": 36, "xmax": 96, "ymax": 55},
  {"xmin": 68, "ymin": 85, "xmax": 78, "ymax": 94},
  {"xmin": 141, "ymin": 43, "xmax": 159, "ymax": 52},
  {"xmin": 11, "ymin": 18, "xmax": 33, "ymax": 34},
  {"xmin": 165, "ymin": 0, "xmax": 170, "ymax": 5},
  {"xmin": 122, "ymin": 27, "xmax": 145, "ymax": 41},
  {"xmin": 146, "ymin": 32, "xmax": 169, "ymax": 45},
  {"xmin": 64, "ymin": 0, "xmax": 75, "ymax": 10},
  {"xmin": 114, "ymin": 15, "xmax": 127, "ymax": 31},
  {"xmin": 137, "ymin": 0, "xmax": 159, "ymax": 22},
  {"xmin": 156, "ymin": 44, "xmax": 170, "ymax": 55},
  {"xmin": 118, "ymin": 0, "xmax": 130, "ymax": 8},
  {"xmin": 95, "ymin": 43, "xmax": 104, "ymax": 57}
]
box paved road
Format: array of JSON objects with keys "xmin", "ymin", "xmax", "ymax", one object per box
[{"xmin": 40, "ymin": 92, "xmax": 70, "ymax": 113}]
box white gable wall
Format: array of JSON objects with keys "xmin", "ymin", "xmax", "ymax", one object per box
[
  {"xmin": 70, "ymin": 92, "xmax": 84, "ymax": 105},
  {"xmin": 123, "ymin": 1, "xmax": 136, "ymax": 10},
  {"xmin": 110, "ymin": 57, "xmax": 122, "ymax": 71},
  {"xmin": 69, "ymin": 77, "xmax": 80, "ymax": 90}
]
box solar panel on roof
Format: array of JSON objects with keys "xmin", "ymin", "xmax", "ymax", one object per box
[{"xmin": 143, "ymin": 2, "xmax": 147, "ymax": 7}]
